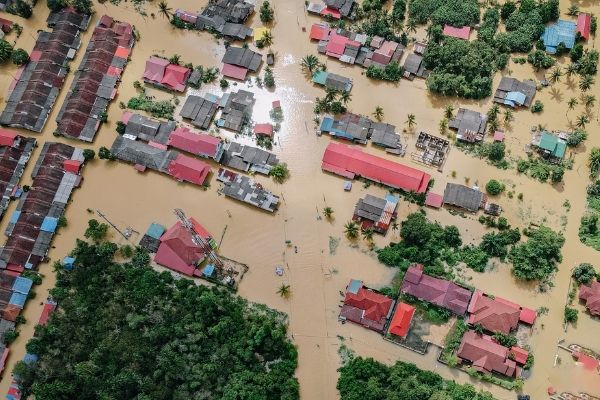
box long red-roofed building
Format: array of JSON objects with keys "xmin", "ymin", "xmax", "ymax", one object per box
[
  {"xmin": 339, "ymin": 279, "xmax": 394, "ymax": 333},
  {"xmin": 579, "ymin": 280, "xmax": 600, "ymax": 316},
  {"xmin": 167, "ymin": 154, "xmax": 211, "ymax": 186},
  {"xmin": 400, "ymin": 264, "xmax": 472, "ymax": 315},
  {"xmin": 457, "ymin": 331, "xmax": 518, "ymax": 377},
  {"xmin": 167, "ymin": 126, "xmax": 222, "ymax": 159},
  {"xmin": 387, "ymin": 302, "xmax": 415, "ymax": 338},
  {"xmin": 322, "ymin": 142, "xmax": 430, "ymax": 193}
]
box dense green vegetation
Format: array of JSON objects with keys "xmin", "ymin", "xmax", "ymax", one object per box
[
  {"xmin": 485, "ymin": 179, "xmax": 504, "ymax": 195},
  {"xmin": 572, "ymin": 263, "xmax": 597, "ymax": 285},
  {"xmin": 337, "ymin": 356, "xmax": 496, "ymax": 400},
  {"xmin": 516, "ymin": 156, "xmax": 567, "ymax": 184},
  {"xmin": 127, "ymin": 94, "xmax": 175, "ymax": 119},
  {"xmin": 14, "ymin": 239, "xmax": 299, "ymax": 399},
  {"xmin": 579, "ymin": 177, "xmax": 600, "ymax": 251},
  {"xmin": 408, "ymin": 0, "xmax": 480, "ymax": 27},
  {"xmin": 440, "ymin": 319, "xmax": 467, "ymax": 365},
  {"xmin": 509, "ymin": 226, "xmax": 564, "ymax": 281}
]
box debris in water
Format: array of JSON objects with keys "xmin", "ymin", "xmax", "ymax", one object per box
[{"xmin": 329, "ymin": 236, "xmax": 340, "ymax": 255}]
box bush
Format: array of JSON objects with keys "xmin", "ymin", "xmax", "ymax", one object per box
[
  {"xmin": 98, "ymin": 146, "xmax": 115, "ymax": 161},
  {"xmin": 572, "ymin": 263, "xmax": 597, "ymax": 285},
  {"xmin": 47, "ymin": 0, "xmax": 67, "ymax": 11},
  {"xmin": 269, "ymin": 163, "xmax": 289, "ymax": 183},
  {"xmin": 531, "ymin": 100, "xmax": 544, "ymax": 113},
  {"xmin": 116, "ymin": 121, "xmax": 126, "ymax": 135},
  {"xmin": 564, "ymin": 306, "xmax": 578, "ymax": 323},
  {"xmin": 487, "ymin": 142, "xmax": 505, "ymax": 161},
  {"xmin": 510, "ymin": 226, "xmax": 564, "ymax": 281},
  {"xmin": 485, "ymin": 179, "xmax": 504, "ymax": 195},
  {"xmin": 259, "ymin": 0, "xmax": 274, "ymax": 23},
  {"xmin": 11, "ymin": 48, "xmax": 28, "ymax": 65},
  {"xmin": 82, "ymin": 149, "xmax": 95, "ymax": 162},
  {"xmin": 493, "ymin": 332, "xmax": 518, "ymax": 347},
  {"xmin": 567, "ymin": 129, "xmax": 587, "ymax": 147}
]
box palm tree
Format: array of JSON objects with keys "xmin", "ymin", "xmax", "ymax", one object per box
[
  {"xmin": 487, "ymin": 104, "xmax": 500, "ymax": 122},
  {"xmin": 579, "ymin": 75, "xmax": 595, "ymax": 92},
  {"xmin": 373, "ymin": 106, "xmax": 384, "ymax": 121},
  {"xmin": 340, "ymin": 90, "xmax": 351, "ymax": 105},
  {"xmin": 169, "ymin": 54, "xmax": 181, "ymax": 65},
  {"xmin": 473, "ymin": 324, "xmax": 484, "ymax": 335},
  {"xmin": 407, "ymin": 18, "xmax": 417, "ymax": 34},
  {"xmin": 590, "ymin": 147, "xmax": 600, "ymax": 178},
  {"xmin": 158, "ymin": 1, "xmax": 172, "ymax": 19},
  {"xmin": 567, "ymin": 97, "xmax": 578, "ymax": 112},
  {"xmin": 301, "ymin": 54, "xmax": 319, "ymax": 73},
  {"xmin": 567, "ymin": 5, "xmax": 580, "ymax": 16},
  {"xmin": 487, "ymin": 118, "xmax": 499, "ymax": 135},
  {"xmin": 260, "ymin": 30, "xmax": 273, "ymax": 48},
  {"xmin": 566, "ymin": 63, "xmax": 578, "ymax": 77},
  {"xmin": 344, "ymin": 221, "xmax": 359, "ymax": 239},
  {"xmin": 323, "ymin": 206, "xmax": 333, "ymax": 219},
  {"xmin": 406, "ymin": 113, "xmax": 416, "ymax": 129},
  {"xmin": 439, "ymin": 118, "xmax": 448, "ymax": 135},
  {"xmin": 391, "ymin": 221, "xmax": 399, "ymax": 232},
  {"xmin": 444, "ymin": 104, "xmax": 454, "ymax": 120},
  {"xmin": 203, "ymin": 68, "xmax": 218, "ymax": 83},
  {"xmin": 577, "ymin": 114, "xmax": 590, "ymax": 128},
  {"xmin": 277, "ymin": 284, "xmax": 291, "ymax": 299},
  {"xmin": 584, "ymin": 94, "xmax": 596, "ymax": 109},
  {"xmin": 362, "ymin": 228, "xmax": 374, "ymax": 242},
  {"xmin": 324, "ymin": 87, "xmax": 338, "ymax": 103},
  {"xmin": 503, "ymin": 109, "xmax": 513, "ymax": 125},
  {"xmin": 549, "ymin": 66, "xmax": 562, "ymax": 84}
]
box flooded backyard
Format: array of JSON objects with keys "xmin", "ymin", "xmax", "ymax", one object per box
[{"xmin": 0, "ymin": 0, "xmax": 599, "ymax": 398}]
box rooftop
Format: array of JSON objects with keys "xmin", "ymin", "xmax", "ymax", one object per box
[
  {"xmin": 443, "ymin": 25, "xmax": 471, "ymax": 40},
  {"xmin": 467, "ymin": 290, "xmax": 520, "ymax": 334},
  {"xmin": 387, "ymin": 302, "xmax": 415, "ymax": 338},
  {"xmin": 579, "ymin": 281, "xmax": 600, "ymax": 316},
  {"xmin": 339, "ymin": 279, "xmax": 394, "ymax": 333},
  {"xmin": 457, "ymin": 331, "xmax": 517, "ymax": 377},
  {"xmin": 443, "ymin": 183, "xmax": 485, "ymax": 213}
]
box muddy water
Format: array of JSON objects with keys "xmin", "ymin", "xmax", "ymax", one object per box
[{"xmin": 0, "ymin": 0, "xmax": 599, "ymax": 398}]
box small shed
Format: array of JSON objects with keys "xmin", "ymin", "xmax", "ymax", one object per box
[
  {"xmin": 425, "ymin": 192, "xmax": 443, "ymax": 208},
  {"xmin": 63, "ymin": 256, "xmax": 76, "ymax": 270}
]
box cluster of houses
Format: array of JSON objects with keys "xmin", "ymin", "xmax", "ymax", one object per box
[
  {"xmin": 0, "ymin": 10, "xmax": 91, "ymax": 132},
  {"xmin": 340, "ymin": 264, "xmax": 537, "ymax": 379},
  {"xmin": 306, "ymin": 0, "xmax": 355, "ymax": 20},
  {"xmin": 0, "ymin": 138, "xmax": 86, "ymax": 374},
  {"xmin": 174, "ymin": 0, "xmax": 255, "ymax": 41},
  {"xmin": 143, "ymin": 56, "xmax": 191, "ymax": 92},
  {"xmin": 112, "ymin": 112, "xmax": 280, "ymax": 212},
  {"xmin": 221, "ymin": 46, "xmax": 262, "ymax": 81},
  {"xmin": 56, "ymin": 15, "xmax": 135, "ymax": 142},
  {"xmin": 541, "ymin": 12, "xmax": 592, "ymax": 54}
]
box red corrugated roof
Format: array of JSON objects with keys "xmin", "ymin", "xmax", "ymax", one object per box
[
  {"xmin": 63, "ymin": 159, "xmax": 81, "ymax": 174},
  {"xmin": 457, "ymin": 331, "xmax": 516, "ymax": 377},
  {"xmin": 579, "ymin": 281, "xmax": 600, "ymax": 316},
  {"xmin": 114, "ymin": 46, "xmax": 129, "ymax": 58},
  {"xmin": 519, "ymin": 307, "xmax": 536, "ymax": 325},
  {"xmin": 222, "ymin": 63, "xmax": 248, "ymax": 80},
  {"xmin": 388, "ymin": 302, "xmax": 415, "ymax": 338},
  {"xmin": 510, "ymin": 346, "xmax": 529, "ymax": 365},
  {"xmin": 143, "ymin": 56, "xmax": 169, "ymax": 83},
  {"xmin": 309, "ymin": 23, "xmax": 330, "ymax": 41},
  {"xmin": 0, "ymin": 129, "xmax": 17, "ymax": 146},
  {"xmin": 573, "ymin": 351, "xmax": 600, "ymax": 370},
  {"xmin": 425, "ymin": 192, "xmax": 443, "ymax": 208},
  {"xmin": 38, "ymin": 302, "xmax": 56, "ymax": 326},
  {"xmin": 167, "ymin": 154, "xmax": 210, "ymax": 186},
  {"xmin": 443, "ymin": 25, "xmax": 471, "ymax": 40},
  {"xmin": 254, "ymin": 123, "xmax": 273, "ymax": 137},
  {"xmin": 467, "ymin": 290, "xmax": 520, "ymax": 334},
  {"xmin": 161, "ymin": 64, "xmax": 190, "ymax": 92},
  {"xmin": 322, "ymin": 142, "xmax": 430, "ymax": 193},
  {"xmin": 154, "ymin": 219, "xmax": 212, "ymax": 276},
  {"xmin": 168, "ymin": 127, "xmax": 220, "ymax": 158},
  {"xmin": 578, "ymin": 13, "xmax": 591, "ymax": 40},
  {"xmin": 320, "ymin": 7, "xmax": 341, "ymax": 19},
  {"xmin": 341, "ymin": 280, "xmax": 393, "ymax": 332}
]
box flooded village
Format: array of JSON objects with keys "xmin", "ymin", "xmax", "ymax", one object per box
[{"xmin": 0, "ymin": 0, "xmax": 597, "ymax": 398}]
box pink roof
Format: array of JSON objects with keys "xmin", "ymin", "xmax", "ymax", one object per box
[
  {"xmin": 573, "ymin": 351, "xmax": 600, "ymax": 370},
  {"xmin": 388, "ymin": 302, "xmax": 415, "ymax": 338},
  {"xmin": 326, "ymin": 34, "xmax": 358, "ymax": 57},
  {"xmin": 401, "ymin": 265, "xmax": 472, "ymax": 314},
  {"xmin": 38, "ymin": 302, "xmax": 56, "ymax": 326},
  {"xmin": 0, "ymin": 129, "xmax": 17, "ymax": 146},
  {"xmin": 0, "ymin": 348, "xmax": 8, "ymax": 375},
  {"xmin": 98, "ymin": 15, "xmax": 113, "ymax": 28},
  {"xmin": 493, "ymin": 130, "xmax": 505, "ymax": 142},
  {"xmin": 443, "ymin": 25, "xmax": 471, "ymax": 40},
  {"xmin": 457, "ymin": 331, "xmax": 517, "ymax": 377},
  {"xmin": 467, "ymin": 290, "xmax": 520, "ymax": 334},
  {"xmin": 372, "ymin": 41, "xmax": 398, "ymax": 65},
  {"xmin": 425, "ymin": 192, "xmax": 443, "ymax": 208},
  {"xmin": 30, "ymin": 50, "xmax": 42, "ymax": 62},
  {"xmin": 154, "ymin": 219, "xmax": 212, "ymax": 276},
  {"xmin": 320, "ymin": 7, "xmax": 341, "ymax": 19},
  {"xmin": 161, "ymin": 64, "xmax": 190, "ymax": 92},
  {"xmin": 121, "ymin": 111, "xmax": 133, "ymax": 124},
  {"xmin": 272, "ymin": 100, "xmax": 281, "ymax": 109},
  {"xmin": 222, "ymin": 63, "xmax": 248, "ymax": 80},
  {"xmin": 254, "ymin": 123, "xmax": 274, "ymax": 137},
  {"xmin": 579, "ymin": 281, "xmax": 600, "ymax": 316},
  {"xmin": 309, "ymin": 23, "xmax": 330, "ymax": 41},
  {"xmin": 115, "ymin": 46, "xmax": 130, "ymax": 59},
  {"xmin": 510, "ymin": 346, "xmax": 529, "ymax": 365},
  {"xmin": 167, "ymin": 154, "xmax": 210, "ymax": 186},
  {"xmin": 176, "ymin": 9, "xmax": 198, "ymax": 24},
  {"xmin": 519, "ymin": 307, "xmax": 536, "ymax": 325},
  {"xmin": 577, "ymin": 13, "xmax": 592, "ymax": 40},
  {"xmin": 143, "ymin": 56, "xmax": 169, "ymax": 83},
  {"xmin": 148, "ymin": 141, "xmax": 167, "ymax": 150},
  {"xmin": 322, "ymin": 142, "xmax": 431, "ymax": 193},
  {"xmin": 63, "ymin": 159, "xmax": 82, "ymax": 174},
  {"xmin": 168, "ymin": 127, "xmax": 220, "ymax": 158}
]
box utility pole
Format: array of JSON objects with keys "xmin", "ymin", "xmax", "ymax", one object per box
[{"xmin": 96, "ymin": 210, "xmax": 129, "ymax": 240}]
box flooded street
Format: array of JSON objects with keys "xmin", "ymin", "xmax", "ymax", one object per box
[{"xmin": 0, "ymin": 0, "xmax": 599, "ymax": 398}]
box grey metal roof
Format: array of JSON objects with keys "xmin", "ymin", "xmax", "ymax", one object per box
[
  {"xmin": 110, "ymin": 136, "xmax": 175, "ymax": 172},
  {"xmin": 403, "ymin": 53, "xmax": 423, "ymax": 75},
  {"xmin": 180, "ymin": 95, "xmax": 219, "ymax": 129},
  {"xmin": 354, "ymin": 195, "xmax": 386, "ymax": 221},
  {"xmin": 443, "ymin": 183, "xmax": 484, "ymax": 212},
  {"xmin": 325, "ymin": 73, "xmax": 353, "ymax": 92},
  {"xmin": 220, "ymin": 142, "xmax": 278, "ymax": 174},
  {"xmin": 220, "ymin": 171, "xmax": 279, "ymax": 212},
  {"xmin": 448, "ymin": 108, "xmax": 487, "ymax": 140},
  {"xmin": 493, "ymin": 77, "xmax": 537, "ymax": 107},
  {"xmin": 222, "ymin": 46, "xmax": 262, "ymax": 72}
]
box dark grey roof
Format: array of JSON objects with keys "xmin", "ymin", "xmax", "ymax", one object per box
[
  {"xmin": 448, "ymin": 108, "xmax": 487, "ymax": 141},
  {"xmin": 221, "ymin": 23, "xmax": 252, "ymax": 40},
  {"xmin": 124, "ymin": 113, "xmax": 175, "ymax": 145},
  {"xmin": 403, "ymin": 53, "xmax": 423, "ymax": 75},
  {"xmin": 218, "ymin": 90, "xmax": 255, "ymax": 132},
  {"xmin": 324, "ymin": 0, "xmax": 355, "ymax": 17},
  {"xmin": 354, "ymin": 194, "xmax": 386, "ymax": 221},
  {"xmin": 180, "ymin": 95, "xmax": 219, "ymax": 129},
  {"xmin": 325, "ymin": 73, "xmax": 353, "ymax": 92},
  {"xmin": 371, "ymin": 124, "xmax": 400, "ymax": 149},
  {"xmin": 443, "ymin": 183, "xmax": 484, "ymax": 212},
  {"xmin": 218, "ymin": 169, "xmax": 279, "ymax": 212},
  {"xmin": 110, "ymin": 136, "xmax": 175, "ymax": 172},
  {"xmin": 493, "ymin": 77, "xmax": 537, "ymax": 107},
  {"xmin": 198, "ymin": 0, "xmax": 254, "ymax": 26},
  {"xmin": 220, "ymin": 142, "xmax": 278, "ymax": 174},
  {"xmin": 222, "ymin": 46, "xmax": 262, "ymax": 71}
]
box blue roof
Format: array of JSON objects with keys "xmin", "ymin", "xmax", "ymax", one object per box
[
  {"xmin": 146, "ymin": 222, "xmax": 166, "ymax": 240},
  {"xmin": 23, "ymin": 353, "xmax": 38, "ymax": 364},
  {"xmin": 541, "ymin": 20, "xmax": 576, "ymax": 53},
  {"xmin": 348, "ymin": 279, "xmax": 362, "ymax": 294},
  {"xmin": 384, "ymin": 194, "xmax": 400, "ymax": 204},
  {"xmin": 320, "ymin": 117, "xmax": 334, "ymax": 132},
  {"xmin": 9, "ymin": 210, "xmax": 20, "ymax": 224},
  {"xmin": 63, "ymin": 256, "xmax": 75, "ymax": 265},
  {"xmin": 9, "ymin": 292, "xmax": 26, "ymax": 307},
  {"xmin": 203, "ymin": 264, "xmax": 215, "ymax": 277},
  {"xmin": 12, "ymin": 277, "xmax": 32, "ymax": 295},
  {"xmin": 505, "ymin": 91, "xmax": 526, "ymax": 106},
  {"xmin": 40, "ymin": 216, "xmax": 58, "ymax": 233}
]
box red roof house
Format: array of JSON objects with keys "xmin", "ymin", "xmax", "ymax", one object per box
[
  {"xmin": 0, "ymin": 129, "xmax": 17, "ymax": 146},
  {"xmin": 510, "ymin": 346, "xmax": 529, "ymax": 365},
  {"xmin": 143, "ymin": 56, "xmax": 169, "ymax": 83},
  {"xmin": 161, "ymin": 64, "xmax": 191, "ymax": 92},
  {"xmin": 254, "ymin": 123, "xmax": 274, "ymax": 137},
  {"xmin": 38, "ymin": 302, "xmax": 56, "ymax": 326},
  {"xmin": 326, "ymin": 34, "xmax": 360, "ymax": 58},
  {"xmin": 372, "ymin": 41, "xmax": 398, "ymax": 65},
  {"xmin": 400, "ymin": 264, "xmax": 472, "ymax": 315},
  {"xmin": 443, "ymin": 25, "xmax": 471, "ymax": 40},
  {"xmin": 579, "ymin": 281, "xmax": 600, "ymax": 316},
  {"xmin": 467, "ymin": 290, "xmax": 520, "ymax": 334},
  {"xmin": 572, "ymin": 351, "xmax": 600, "ymax": 370},
  {"xmin": 167, "ymin": 127, "xmax": 221, "ymax": 159},
  {"xmin": 577, "ymin": 13, "xmax": 592, "ymax": 40},
  {"xmin": 154, "ymin": 219, "xmax": 213, "ymax": 276},
  {"xmin": 309, "ymin": 23, "xmax": 331, "ymax": 41},
  {"xmin": 321, "ymin": 7, "xmax": 341, "ymax": 19},
  {"xmin": 425, "ymin": 192, "xmax": 443, "ymax": 208},
  {"xmin": 63, "ymin": 159, "xmax": 82, "ymax": 174},
  {"xmin": 339, "ymin": 279, "xmax": 394, "ymax": 333},
  {"xmin": 322, "ymin": 142, "xmax": 431, "ymax": 193},
  {"xmin": 457, "ymin": 331, "xmax": 518, "ymax": 377},
  {"xmin": 519, "ymin": 307, "xmax": 537, "ymax": 325},
  {"xmin": 222, "ymin": 63, "xmax": 249, "ymax": 80},
  {"xmin": 388, "ymin": 302, "xmax": 415, "ymax": 338},
  {"xmin": 0, "ymin": 17, "xmax": 13, "ymax": 33},
  {"xmin": 167, "ymin": 154, "xmax": 210, "ymax": 186}
]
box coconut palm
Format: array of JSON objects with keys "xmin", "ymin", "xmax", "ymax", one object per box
[
  {"xmin": 566, "ymin": 63, "xmax": 578, "ymax": 77},
  {"xmin": 503, "ymin": 109, "xmax": 514, "ymax": 125},
  {"xmin": 579, "ymin": 75, "xmax": 595, "ymax": 92},
  {"xmin": 373, "ymin": 106, "xmax": 384, "ymax": 121},
  {"xmin": 567, "ymin": 97, "xmax": 578, "ymax": 112},
  {"xmin": 344, "ymin": 221, "xmax": 359, "ymax": 239},
  {"xmin": 439, "ymin": 118, "xmax": 448, "ymax": 135},
  {"xmin": 407, "ymin": 18, "xmax": 417, "ymax": 34},
  {"xmin": 584, "ymin": 94, "xmax": 596, "ymax": 109},
  {"xmin": 549, "ymin": 66, "xmax": 562, "ymax": 84},
  {"xmin": 391, "ymin": 221, "xmax": 399, "ymax": 232},
  {"xmin": 406, "ymin": 113, "xmax": 416, "ymax": 128},
  {"xmin": 487, "ymin": 118, "xmax": 499, "ymax": 135},
  {"xmin": 340, "ymin": 90, "xmax": 352, "ymax": 105},
  {"xmin": 590, "ymin": 147, "xmax": 600, "ymax": 177},
  {"xmin": 277, "ymin": 284, "xmax": 291, "ymax": 298},
  {"xmin": 577, "ymin": 114, "xmax": 590, "ymax": 128},
  {"xmin": 567, "ymin": 5, "xmax": 580, "ymax": 16},
  {"xmin": 260, "ymin": 30, "xmax": 273, "ymax": 48},
  {"xmin": 158, "ymin": 1, "xmax": 172, "ymax": 19},
  {"xmin": 324, "ymin": 87, "xmax": 338, "ymax": 103},
  {"xmin": 323, "ymin": 206, "xmax": 334, "ymax": 219},
  {"xmin": 362, "ymin": 228, "xmax": 374, "ymax": 242},
  {"xmin": 203, "ymin": 67, "xmax": 218, "ymax": 83},
  {"xmin": 444, "ymin": 104, "xmax": 454, "ymax": 120},
  {"xmin": 169, "ymin": 54, "xmax": 181, "ymax": 65},
  {"xmin": 301, "ymin": 54, "xmax": 319, "ymax": 73},
  {"xmin": 487, "ymin": 104, "xmax": 500, "ymax": 122}
]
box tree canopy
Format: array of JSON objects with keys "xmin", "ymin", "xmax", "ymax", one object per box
[
  {"xmin": 509, "ymin": 226, "xmax": 564, "ymax": 281},
  {"xmin": 15, "ymin": 240, "xmax": 299, "ymax": 400}
]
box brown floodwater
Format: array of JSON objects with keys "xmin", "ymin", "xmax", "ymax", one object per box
[{"xmin": 0, "ymin": 0, "xmax": 599, "ymax": 398}]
